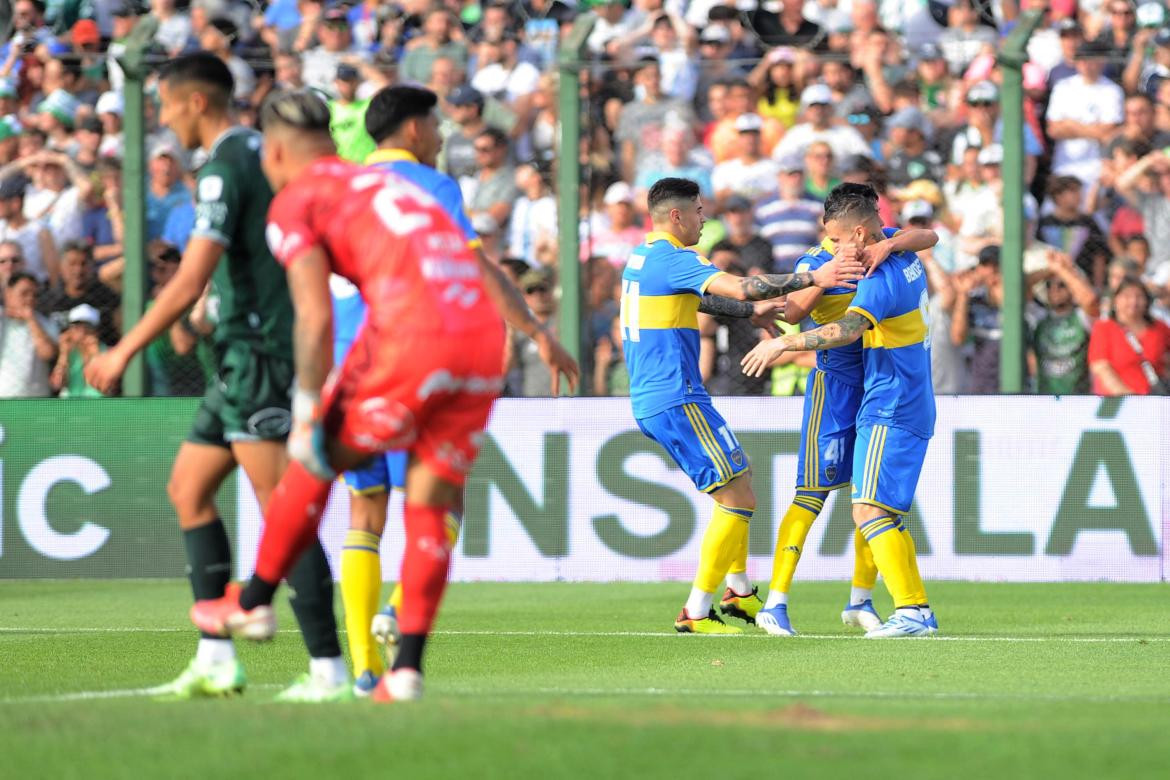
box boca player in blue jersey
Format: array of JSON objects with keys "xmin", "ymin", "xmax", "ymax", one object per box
[
  {"xmin": 622, "ymin": 177, "xmax": 864, "ymax": 634},
  {"xmin": 743, "ymin": 183, "xmax": 938, "ymax": 638},
  {"xmin": 758, "ymin": 219, "xmax": 938, "ymax": 637},
  {"xmin": 333, "ymin": 86, "xmax": 580, "ymax": 695}
]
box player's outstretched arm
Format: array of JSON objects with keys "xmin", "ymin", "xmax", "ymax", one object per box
[
  {"xmin": 476, "ymin": 252, "xmax": 580, "ymax": 395},
  {"xmin": 699, "ymin": 296, "xmax": 784, "ymax": 336},
  {"xmin": 740, "ymin": 311, "xmax": 870, "ymax": 378},
  {"xmin": 705, "ymin": 255, "xmax": 865, "ymax": 302},
  {"xmin": 84, "ymin": 237, "xmax": 222, "ymax": 395}
]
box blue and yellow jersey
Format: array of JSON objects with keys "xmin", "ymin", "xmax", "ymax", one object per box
[
  {"xmin": 622, "ymin": 232, "xmax": 725, "ymax": 419},
  {"xmin": 332, "ymin": 148, "xmax": 481, "ymax": 360},
  {"xmin": 792, "ymin": 227, "xmax": 903, "ymax": 387},
  {"xmin": 846, "ymin": 248, "xmax": 937, "ymax": 440}
]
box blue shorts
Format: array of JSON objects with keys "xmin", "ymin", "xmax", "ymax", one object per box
[
  {"xmin": 851, "ymin": 423, "xmax": 929, "ymax": 515},
  {"xmin": 637, "ymin": 401, "xmax": 749, "ymax": 494},
  {"xmin": 796, "ymin": 369, "xmax": 862, "ymax": 491},
  {"xmin": 341, "ymin": 450, "xmax": 407, "ymax": 495}
]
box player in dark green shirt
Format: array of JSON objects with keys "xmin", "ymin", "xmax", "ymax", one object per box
[{"xmin": 86, "ymin": 54, "xmax": 349, "ymax": 702}]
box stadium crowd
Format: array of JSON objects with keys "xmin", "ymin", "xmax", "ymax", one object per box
[{"xmin": 1, "ymin": 0, "xmax": 1170, "ymax": 398}]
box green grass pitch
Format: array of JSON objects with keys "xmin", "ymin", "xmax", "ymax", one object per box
[{"xmin": 1, "ymin": 580, "xmax": 1168, "ymax": 779}]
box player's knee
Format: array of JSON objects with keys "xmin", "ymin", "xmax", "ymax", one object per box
[
  {"xmin": 717, "ymin": 473, "xmax": 756, "ymax": 512},
  {"xmin": 166, "ymin": 475, "xmax": 213, "ymax": 525},
  {"xmin": 851, "ymin": 503, "xmax": 889, "ymax": 528}
]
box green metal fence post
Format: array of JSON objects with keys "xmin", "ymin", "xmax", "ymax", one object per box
[
  {"xmin": 116, "ymin": 17, "xmax": 159, "ymax": 397},
  {"xmin": 556, "ymin": 13, "xmax": 596, "ymax": 395},
  {"xmin": 996, "ymin": 10, "xmax": 1044, "ymax": 394}
]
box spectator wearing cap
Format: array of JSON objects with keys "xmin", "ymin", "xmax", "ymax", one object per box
[
  {"xmin": 95, "ymin": 90, "xmax": 123, "ymax": 158},
  {"xmin": 755, "ymin": 154, "xmax": 823, "ymax": 274},
  {"xmin": 711, "ymin": 113, "xmax": 781, "ymax": 208},
  {"xmin": 714, "ymin": 196, "xmax": 772, "ymax": 272},
  {"xmin": 634, "ymin": 123, "xmax": 713, "ymax": 201},
  {"xmin": 507, "ymin": 164, "xmax": 558, "ymax": 267},
  {"xmin": 584, "ymin": 181, "xmax": 644, "ymax": 267},
  {"xmin": 615, "ymin": 57, "xmax": 696, "ymax": 182},
  {"xmin": 38, "ymin": 238, "xmax": 119, "ymax": 344},
  {"xmin": 694, "ymin": 24, "xmax": 748, "ymax": 121},
  {"xmin": 1048, "ymin": 38, "xmax": 1124, "ymax": 188},
  {"xmin": 885, "ymin": 106, "xmax": 943, "ymax": 187},
  {"xmin": 8, "ymin": 148, "xmax": 90, "ymax": 248},
  {"xmin": 770, "ymin": 83, "xmax": 871, "ymax": 164},
  {"xmin": 400, "ymin": 6, "xmax": 468, "ymax": 86},
  {"xmin": 73, "ymin": 115, "xmax": 104, "ymax": 172},
  {"xmin": 750, "ymin": 0, "xmax": 828, "ymax": 50},
  {"xmin": 151, "ymin": 0, "xmax": 195, "ymax": 57},
  {"xmin": 951, "ymin": 245, "xmax": 1006, "ymax": 394},
  {"xmin": 105, "ymin": 1, "xmax": 141, "ymax": 92},
  {"xmin": 471, "ymin": 31, "xmax": 542, "ymax": 115},
  {"xmin": 0, "ymin": 270, "xmax": 59, "ymax": 397},
  {"xmin": 467, "ymin": 127, "xmax": 517, "ymax": 231},
  {"xmin": 329, "ymin": 64, "xmax": 375, "ymax": 163},
  {"xmin": 1038, "ymin": 175, "xmax": 1112, "ymax": 289},
  {"xmin": 34, "ymin": 88, "xmax": 79, "ymax": 154},
  {"xmin": 199, "ymin": 16, "xmax": 255, "ymax": 100},
  {"xmin": 0, "ymin": 175, "xmax": 56, "ymax": 282},
  {"xmin": 938, "ymin": 0, "xmax": 998, "ymax": 76},
  {"xmin": 50, "ymin": 302, "xmax": 110, "ymax": 397},
  {"xmin": 144, "ymin": 141, "xmax": 188, "ymax": 242},
  {"xmin": 508, "ymin": 266, "xmax": 558, "ymax": 397},
  {"xmin": 302, "ymin": 5, "xmax": 369, "ymax": 93},
  {"xmin": 748, "ymin": 47, "xmax": 800, "ymax": 129},
  {"xmin": 1117, "ymin": 148, "xmax": 1170, "ymax": 273},
  {"xmin": 951, "ymin": 80, "xmax": 1043, "ymax": 186},
  {"xmin": 708, "ymin": 79, "xmax": 784, "ymax": 163},
  {"xmin": 442, "ymin": 84, "xmax": 489, "ymax": 181},
  {"xmin": 1126, "ymin": 25, "xmax": 1170, "ymax": 96}
]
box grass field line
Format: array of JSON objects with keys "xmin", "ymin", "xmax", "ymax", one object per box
[
  {"xmin": 1, "ymin": 626, "xmax": 1168, "ymax": 643},
  {"xmin": 0, "ymin": 684, "xmax": 285, "ymax": 705}
]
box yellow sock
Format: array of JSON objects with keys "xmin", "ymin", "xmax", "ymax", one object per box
[
  {"xmin": 341, "ymin": 529, "xmax": 384, "ymax": 676},
  {"xmin": 852, "ymin": 528, "xmax": 878, "ymax": 589},
  {"xmin": 901, "ymin": 527, "xmax": 928, "ymax": 605},
  {"xmin": 768, "ymin": 491, "xmax": 824, "ymax": 595},
  {"xmin": 857, "ymin": 515, "xmax": 916, "ymax": 608},
  {"xmin": 387, "ymin": 511, "xmax": 459, "ymax": 612},
  {"xmin": 693, "ymin": 504, "xmax": 752, "ymax": 592}
]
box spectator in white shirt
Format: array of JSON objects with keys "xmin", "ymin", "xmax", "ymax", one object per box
[
  {"xmin": 16, "ymin": 150, "xmax": 90, "ymax": 249},
  {"xmin": 507, "ymin": 164, "xmax": 558, "ymax": 267},
  {"xmin": 152, "ymin": 0, "xmax": 194, "ymax": 56},
  {"xmin": 0, "ymin": 176, "xmax": 58, "ymax": 284},
  {"xmin": 771, "ymin": 83, "xmax": 873, "ymax": 163},
  {"xmin": 938, "ymin": 0, "xmax": 998, "ymax": 76},
  {"xmin": 712, "ymin": 113, "xmax": 781, "ymax": 209},
  {"xmin": 1047, "ymin": 38, "xmax": 1125, "ymax": 188},
  {"xmin": 301, "ymin": 6, "xmax": 367, "ymax": 93},
  {"xmin": 0, "ymin": 271, "xmax": 58, "ymax": 397},
  {"xmin": 471, "ymin": 31, "xmax": 542, "ymax": 112}
]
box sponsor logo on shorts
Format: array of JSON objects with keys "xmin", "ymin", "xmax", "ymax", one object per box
[
  {"xmin": 352, "ymin": 397, "xmax": 415, "ymax": 450},
  {"xmin": 417, "ymin": 370, "xmax": 504, "ymax": 400},
  {"xmin": 247, "ymin": 408, "xmax": 292, "ymax": 439}
]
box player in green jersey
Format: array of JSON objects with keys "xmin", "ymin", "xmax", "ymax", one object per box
[{"xmin": 86, "ymin": 54, "xmax": 351, "ymax": 702}]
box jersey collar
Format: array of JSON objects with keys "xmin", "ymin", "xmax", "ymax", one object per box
[
  {"xmin": 205, "ymin": 125, "xmax": 252, "ymax": 158},
  {"xmin": 365, "ymin": 148, "xmax": 420, "ymax": 165},
  {"xmin": 645, "ymin": 231, "xmax": 685, "ymax": 248}
]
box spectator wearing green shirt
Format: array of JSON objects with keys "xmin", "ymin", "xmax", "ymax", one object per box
[
  {"xmin": 50, "ymin": 303, "xmax": 106, "ymax": 398},
  {"xmin": 329, "ymin": 64, "xmax": 375, "ymax": 163}
]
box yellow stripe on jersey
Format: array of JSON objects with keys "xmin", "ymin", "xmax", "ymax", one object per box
[
  {"xmin": 637, "ymin": 293, "xmax": 702, "ymax": 330},
  {"xmin": 805, "ymin": 372, "xmax": 825, "ymax": 487},
  {"xmin": 864, "ymin": 426, "xmax": 889, "ymax": 500},
  {"xmin": 861, "ymin": 425, "xmax": 880, "ymax": 500},
  {"xmin": 684, "ymin": 404, "xmax": 730, "ymax": 482},
  {"xmin": 809, "ymin": 292, "xmax": 855, "ymax": 325},
  {"xmin": 848, "ymin": 306, "xmax": 927, "ymax": 350}
]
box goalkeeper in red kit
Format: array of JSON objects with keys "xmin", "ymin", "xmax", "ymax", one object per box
[{"xmin": 190, "ymin": 90, "xmax": 506, "ymax": 703}]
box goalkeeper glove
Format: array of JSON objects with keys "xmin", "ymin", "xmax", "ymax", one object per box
[{"xmin": 289, "ymin": 387, "xmax": 336, "ymax": 480}]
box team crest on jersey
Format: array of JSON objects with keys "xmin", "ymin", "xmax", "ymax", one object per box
[
  {"xmin": 198, "ymin": 175, "xmax": 224, "ymax": 202},
  {"xmin": 826, "ymin": 465, "xmax": 838, "ymax": 483},
  {"xmin": 730, "ymin": 449, "xmax": 744, "ymax": 468}
]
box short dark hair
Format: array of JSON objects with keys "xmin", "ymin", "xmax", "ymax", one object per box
[
  {"xmin": 1112, "ymin": 275, "xmax": 1152, "ymax": 322},
  {"xmin": 259, "ymin": 89, "xmax": 332, "ymax": 134},
  {"xmin": 823, "ymin": 182, "xmax": 879, "ymax": 225},
  {"xmin": 1047, "ymin": 175, "xmax": 1083, "ymax": 197},
  {"xmin": 477, "ymin": 126, "xmax": 509, "ymax": 150},
  {"xmin": 158, "ymin": 53, "xmax": 235, "ymax": 110},
  {"xmin": 6, "ymin": 270, "xmax": 36, "ymax": 288},
  {"xmin": 365, "ymin": 86, "xmax": 438, "ymax": 144},
  {"xmin": 61, "ymin": 240, "xmax": 92, "ymax": 259},
  {"xmin": 58, "ymin": 55, "xmax": 83, "ymax": 82},
  {"xmin": 647, "ymin": 177, "xmax": 700, "ymax": 214}
]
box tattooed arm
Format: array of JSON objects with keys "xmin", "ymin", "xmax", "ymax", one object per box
[
  {"xmin": 741, "ymin": 312, "xmax": 871, "ymax": 378},
  {"xmin": 699, "ymin": 295, "xmax": 754, "ymax": 318},
  {"xmin": 703, "ymin": 254, "xmax": 865, "ymax": 302}
]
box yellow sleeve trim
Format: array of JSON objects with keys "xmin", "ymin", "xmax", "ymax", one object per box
[
  {"xmin": 700, "ymin": 270, "xmax": 726, "ymax": 294},
  {"xmin": 467, "ymin": 238, "xmax": 483, "ymax": 250},
  {"xmin": 848, "ymin": 306, "xmax": 879, "ymax": 329}
]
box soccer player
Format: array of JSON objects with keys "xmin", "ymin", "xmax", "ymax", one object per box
[
  {"xmin": 622, "ymin": 177, "xmax": 864, "ymax": 634},
  {"xmin": 335, "ymin": 85, "xmax": 579, "ymax": 696},
  {"xmin": 190, "ymin": 90, "xmax": 506, "ymax": 701},
  {"xmin": 757, "ymin": 216, "xmax": 938, "ymax": 637},
  {"xmin": 85, "ymin": 55, "xmax": 350, "ymax": 699},
  {"xmin": 742, "ymin": 183, "xmax": 938, "ymax": 638}
]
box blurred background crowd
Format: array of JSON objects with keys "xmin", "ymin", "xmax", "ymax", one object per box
[{"xmin": 2, "ymin": 0, "xmax": 1170, "ymax": 399}]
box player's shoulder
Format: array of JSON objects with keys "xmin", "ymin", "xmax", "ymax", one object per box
[{"xmin": 208, "ymin": 126, "xmax": 262, "ymax": 164}]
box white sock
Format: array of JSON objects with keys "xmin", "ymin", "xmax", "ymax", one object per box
[
  {"xmin": 919, "ymin": 605, "xmax": 933, "ymax": 620},
  {"xmin": 896, "ymin": 607, "xmax": 920, "ymax": 619},
  {"xmin": 685, "ymin": 587, "xmax": 714, "ymax": 619},
  {"xmin": 725, "ymin": 571, "xmax": 751, "ymax": 595},
  {"xmin": 195, "ymin": 638, "xmax": 235, "ymax": 665},
  {"xmin": 764, "ymin": 590, "xmax": 788, "ymax": 609},
  {"xmin": 849, "ymin": 587, "xmax": 873, "ymax": 606},
  {"xmin": 310, "ymin": 656, "xmax": 350, "ymax": 687}
]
